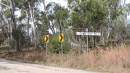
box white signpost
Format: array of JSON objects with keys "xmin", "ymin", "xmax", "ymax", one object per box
[
  {"xmin": 76, "ymin": 32, "xmax": 101, "ymax": 36},
  {"xmin": 76, "ymin": 31, "xmax": 101, "ymax": 52}
]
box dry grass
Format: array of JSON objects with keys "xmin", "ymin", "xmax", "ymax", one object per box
[{"xmin": 1, "ymin": 45, "xmax": 130, "ymax": 73}]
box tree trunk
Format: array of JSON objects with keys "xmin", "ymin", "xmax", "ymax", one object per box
[
  {"xmin": 10, "ymin": 0, "xmax": 21, "ymax": 51},
  {"xmin": 28, "ymin": 1, "xmax": 37, "ymax": 48}
]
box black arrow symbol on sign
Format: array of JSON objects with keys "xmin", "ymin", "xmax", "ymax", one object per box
[
  {"xmin": 60, "ymin": 34, "xmax": 63, "ymax": 42},
  {"xmin": 45, "ymin": 36, "xmax": 48, "ymax": 42}
]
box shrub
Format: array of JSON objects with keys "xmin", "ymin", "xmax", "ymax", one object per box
[{"xmin": 49, "ymin": 34, "xmax": 70, "ymax": 54}]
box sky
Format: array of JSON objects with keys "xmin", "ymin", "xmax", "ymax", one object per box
[
  {"xmin": 48, "ymin": 0, "xmax": 130, "ymax": 5},
  {"xmin": 126, "ymin": 0, "xmax": 130, "ymax": 4},
  {"xmin": 15, "ymin": 0, "xmax": 67, "ymax": 17},
  {"xmin": 46, "ymin": 0, "xmax": 130, "ymax": 19},
  {"xmin": 13, "ymin": 0, "xmax": 130, "ymax": 33},
  {"xmin": 125, "ymin": 0, "xmax": 130, "ymax": 20},
  {"xmin": 38, "ymin": 0, "xmax": 67, "ymax": 11},
  {"xmin": 48, "ymin": 0, "xmax": 130, "ymax": 6},
  {"xmin": 15, "ymin": 0, "xmax": 130, "ymax": 22},
  {"xmin": 45, "ymin": 0, "xmax": 67, "ymax": 8},
  {"xmin": 46, "ymin": 0, "xmax": 130, "ymax": 25}
]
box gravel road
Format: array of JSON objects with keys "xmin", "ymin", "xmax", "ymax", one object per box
[{"xmin": 0, "ymin": 59, "xmax": 100, "ymax": 73}]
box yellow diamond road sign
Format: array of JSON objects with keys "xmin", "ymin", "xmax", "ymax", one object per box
[
  {"xmin": 43, "ymin": 35, "xmax": 49, "ymax": 43},
  {"xmin": 58, "ymin": 33, "xmax": 64, "ymax": 43}
]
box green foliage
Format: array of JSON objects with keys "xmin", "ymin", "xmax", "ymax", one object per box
[
  {"xmin": 0, "ymin": 0, "xmax": 129, "ymax": 52},
  {"xmin": 8, "ymin": 38, "xmax": 16, "ymax": 49},
  {"xmin": 49, "ymin": 34, "xmax": 70, "ymax": 54},
  {"xmin": 69, "ymin": 0, "xmax": 108, "ymax": 29},
  {"xmin": 11, "ymin": 24, "xmax": 29, "ymax": 50}
]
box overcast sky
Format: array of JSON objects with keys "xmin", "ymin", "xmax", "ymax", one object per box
[
  {"xmin": 45, "ymin": 0, "xmax": 67, "ymax": 7},
  {"xmin": 47, "ymin": 0, "xmax": 130, "ymax": 18},
  {"xmin": 126, "ymin": 0, "xmax": 130, "ymax": 4},
  {"xmin": 47, "ymin": 0, "xmax": 130, "ymax": 5},
  {"xmin": 15, "ymin": 0, "xmax": 130, "ymax": 19},
  {"xmin": 125, "ymin": 0, "xmax": 130, "ymax": 19}
]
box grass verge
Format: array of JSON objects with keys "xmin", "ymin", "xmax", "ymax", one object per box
[{"xmin": 0, "ymin": 45, "xmax": 130, "ymax": 73}]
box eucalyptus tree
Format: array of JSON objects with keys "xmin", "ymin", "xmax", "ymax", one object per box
[
  {"xmin": 45, "ymin": 2, "xmax": 69, "ymax": 33},
  {"xmin": 106, "ymin": 0, "xmax": 129, "ymax": 44},
  {"xmin": 0, "ymin": 0, "xmax": 40, "ymax": 50},
  {"xmin": 0, "ymin": 0, "xmax": 14, "ymax": 49},
  {"xmin": 0, "ymin": 0, "xmax": 12, "ymax": 39},
  {"xmin": 11, "ymin": 0, "xmax": 42, "ymax": 49},
  {"xmin": 68, "ymin": 0, "xmax": 108, "ymax": 47},
  {"xmin": 68, "ymin": 0, "xmax": 128, "ymax": 46}
]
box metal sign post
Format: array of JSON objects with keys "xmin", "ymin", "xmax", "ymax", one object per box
[
  {"xmin": 86, "ymin": 28, "xmax": 89, "ymax": 52},
  {"xmin": 76, "ymin": 31, "xmax": 101, "ymax": 52},
  {"xmin": 61, "ymin": 42, "xmax": 63, "ymax": 55},
  {"xmin": 45, "ymin": 43, "xmax": 47, "ymax": 56},
  {"xmin": 58, "ymin": 33, "xmax": 64, "ymax": 55},
  {"xmin": 43, "ymin": 35, "xmax": 49, "ymax": 56}
]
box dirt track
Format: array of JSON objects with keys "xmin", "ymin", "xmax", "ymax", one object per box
[{"xmin": 0, "ymin": 59, "xmax": 100, "ymax": 73}]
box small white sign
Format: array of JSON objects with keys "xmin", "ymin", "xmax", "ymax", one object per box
[{"xmin": 76, "ymin": 32, "xmax": 101, "ymax": 36}]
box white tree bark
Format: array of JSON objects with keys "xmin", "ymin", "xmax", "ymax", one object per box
[{"xmin": 28, "ymin": 1, "xmax": 37, "ymax": 47}]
